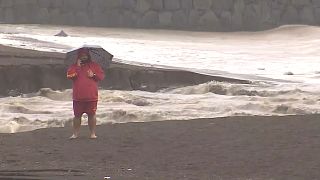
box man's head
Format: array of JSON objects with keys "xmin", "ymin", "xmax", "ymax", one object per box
[{"xmin": 77, "ymin": 48, "xmax": 91, "ymax": 64}]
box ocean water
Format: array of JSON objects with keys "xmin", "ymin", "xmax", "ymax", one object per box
[{"xmin": 0, "ymin": 24, "xmax": 320, "ymax": 133}]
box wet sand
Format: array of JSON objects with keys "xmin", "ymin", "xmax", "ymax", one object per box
[{"xmin": 1, "ymin": 115, "xmax": 320, "ymax": 180}]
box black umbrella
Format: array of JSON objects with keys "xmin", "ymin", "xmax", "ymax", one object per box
[{"xmin": 65, "ymin": 45, "xmax": 113, "ymax": 68}]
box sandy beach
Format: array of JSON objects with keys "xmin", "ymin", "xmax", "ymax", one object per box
[{"xmin": 1, "ymin": 114, "xmax": 320, "ymax": 180}]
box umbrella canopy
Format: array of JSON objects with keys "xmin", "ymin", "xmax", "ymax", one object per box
[{"xmin": 65, "ymin": 45, "xmax": 113, "ymax": 68}]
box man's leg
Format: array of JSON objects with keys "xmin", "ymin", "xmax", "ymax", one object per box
[
  {"xmin": 70, "ymin": 116, "xmax": 81, "ymax": 139},
  {"xmin": 88, "ymin": 114, "xmax": 97, "ymax": 139}
]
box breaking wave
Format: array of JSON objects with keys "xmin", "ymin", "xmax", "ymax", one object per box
[{"xmin": 1, "ymin": 80, "xmax": 320, "ymax": 133}]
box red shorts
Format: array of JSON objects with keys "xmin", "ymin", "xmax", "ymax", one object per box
[{"xmin": 73, "ymin": 101, "xmax": 98, "ymax": 117}]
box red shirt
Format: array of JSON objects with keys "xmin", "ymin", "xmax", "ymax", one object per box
[{"xmin": 67, "ymin": 61, "xmax": 105, "ymax": 101}]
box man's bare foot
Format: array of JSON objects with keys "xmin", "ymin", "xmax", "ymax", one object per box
[
  {"xmin": 90, "ymin": 134, "xmax": 97, "ymax": 139},
  {"xmin": 69, "ymin": 134, "xmax": 78, "ymax": 139}
]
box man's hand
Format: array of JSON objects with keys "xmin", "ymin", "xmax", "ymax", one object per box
[{"xmin": 87, "ymin": 69, "xmax": 95, "ymax": 78}]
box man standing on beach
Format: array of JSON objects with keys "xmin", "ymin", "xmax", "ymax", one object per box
[{"xmin": 67, "ymin": 48, "xmax": 105, "ymax": 139}]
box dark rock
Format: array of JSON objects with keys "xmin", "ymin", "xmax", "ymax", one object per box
[
  {"xmin": 54, "ymin": 30, "xmax": 68, "ymax": 37},
  {"xmin": 284, "ymin": 72, "xmax": 294, "ymax": 75}
]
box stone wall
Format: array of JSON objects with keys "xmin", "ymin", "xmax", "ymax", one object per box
[{"xmin": 0, "ymin": 0, "xmax": 319, "ymax": 31}]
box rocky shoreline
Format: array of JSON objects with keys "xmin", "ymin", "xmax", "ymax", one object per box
[{"xmin": 0, "ymin": 0, "xmax": 319, "ymax": 31}]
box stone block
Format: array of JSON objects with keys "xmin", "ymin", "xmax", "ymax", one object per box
[
  {"xmin": 74, "ymin": 11, "xmax": 90, "ymax": 26},
  {"xmin": 105, "ymin": 0, "xmax": 122, "ymax": 9},
  {"xmin": 51, "ymin": 0, "xmax": 64, "ymax": 8},
  {"xmin": 312, "ymin": 0, "xmax": 320, "ymax": 7},
  {"xmin": 151, "ymin": 0, "xmax": 163, "ymax": 10},
  {"xmin": 300, "ymin": 6, "xmax": 315, "ymax": 24},
  {"xmin": 212, "ymin": 0, "xmax": 233, "ymax": 14},
  {"xmin": 291, "ymin": 0, "xmax": 311, "ymax": 7},
  {"xmin": 123, "ymin": 10, "xmax": 139, "ymax": 27},
  {"xmin": 89, "ymin": 0, "xmax": 108, "ymax": 12},
  {"xmin": 4, "ymin": 8, "xmax": 14, "ymax": 22},
  {"xmin": 199, "ymin": 10, "xmax": 219, "ymax": 27},
  {"xmin": 164, "ymin": 0, "xmax": 180, "ymax": 10},
  {"xmin": 189, "ymin": 9, "xmax": 201, "ymax": 26},
  {"xmin": 193, "ymin": 0, "xmax": 212, "ymax": 10},
  {"xmin": 136, "ymin": 0, "xmax": 151, "ymax": 13},
  {"xmin": 123, "ymin": 0, "xmax": 136, "ymax": 9},
  {"xmin": 91, "ymin": 10, "xmax": 107, "ymax": 26},
  {"xmin": 1, "ymin": 0, "xmax": 13, "ymax": 8},
  {"xmin": 104, "ymin": 9, "xmax": 123, "ymax": 26},
  {"xmin": 62, "ymin": 12, "xmax": 76, "ymax": 25},
  {"xmin": 242, "ymin": 4, "xmax": 261, "ymax": 30},
  {"xmin": 231, "ymin": 8, "xmax": 242, "ymax": 30},
  {"xmin": 139, "ymin": 10, "xmax": 159, "ymax": 27},
  {"xmin": 159, "ymin": 11, "xmax": 172, "ymax": 26},
  {"xmin": 314, "ymin": 8, "xmax": 320, "ymax": 23},
  {"xmin": 64, "ymin": 0, "xmax": 88, "ymax": 11},
  {"xmin": 181, "ymin": 0, "xmax": 192, "ymax": 10},
  {"xmin": 38, "ymin": 0, "xmax": 51, "ymax": 8},
  {"xmin": 37, "ymin": 8, "xmax": 50, "ymax": 23},
  {"xmin": 50, "ymin": 8, "xmax": 64, "ymax": 24},
  {"xmin": 281, "ymin": 5, "xmax": 299, "ymax": 24},
  {"xmin": 172, "ymin": 10, "xmax": 188, "ymax": 27},
  {"xmin": 220, "ymin": 11, "xmax": 232, "ymax": 29}
]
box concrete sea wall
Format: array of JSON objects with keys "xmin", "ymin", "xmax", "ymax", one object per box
[{"xmin": 0, "ymin": 45, "xmax": 249, "ymax": 96}]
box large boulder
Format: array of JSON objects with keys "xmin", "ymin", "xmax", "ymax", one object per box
[
  {"xmin": 164, "ymin": 0, "xmax": 180, "ymax": 11},
  {"xmin": 193, "ymin": 0, "xmax": 212, "ymax": 10}
]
